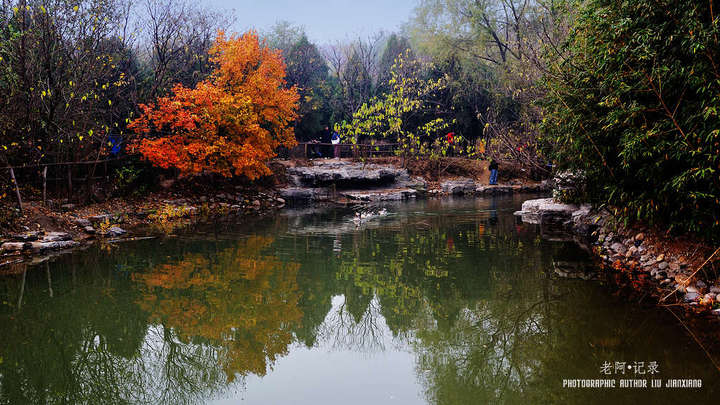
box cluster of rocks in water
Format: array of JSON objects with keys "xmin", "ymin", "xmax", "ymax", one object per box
[
  {"xmin": 278, "ymin": 160, "xmax": 551, "ymax": 205},
  {"xmin": 514, "ymin": 196, "xmax": 719, "ymax": 313},
  {"xmin": 1, "ymin": 231, "xmax": 80, "ymax": 254},
  {"xmin": 0, "ymin": 217, "xmax": 130, "ymax": 262},
  {"xmin": 595, "ymin": 231, "xmax": 718, "ymax": 309},
  {"xmin": 160, "ymin": 190, "xmax": 286, "ymax": 213},
  {"xmin": 437, "ymin": 178, "xmax": 550, "ymax": 196}
]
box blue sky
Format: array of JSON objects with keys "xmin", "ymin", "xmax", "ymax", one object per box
[{"xmin": 210, "ymin": 0, "xmax": 419, "ymax": 44}]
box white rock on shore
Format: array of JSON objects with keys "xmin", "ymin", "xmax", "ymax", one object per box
[{"xmin": 513, "ymin": 198, "xmax": 582, "ymax": 225}]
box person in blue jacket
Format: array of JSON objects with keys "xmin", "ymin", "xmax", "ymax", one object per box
[{"xmin": 489, "ymin": 159, "xmax": 499, "ymax": 185}]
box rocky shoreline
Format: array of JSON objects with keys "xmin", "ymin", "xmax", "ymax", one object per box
[
  {"xmin": 515, "ymin": 197, "xmax": 720, "ymax": 317},
  {"xmin": 1, "ymin": 159, "xmax": 547, "ymax": 267},
  {"xmin": 0, "ymin": 190, "xmax": 287, "ymax": 268}
]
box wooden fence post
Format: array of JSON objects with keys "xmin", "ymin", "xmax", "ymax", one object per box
[
  {"xmin": 67, "ymin": 165, "xmax": 73, "ymax": 200},
  {"xmin": 42, "ymin": 166, "xmax": 47, "ymax": 206},
  {"xmin": 9, "ymin": 167, "xmax": 23, "ymax": 214}
]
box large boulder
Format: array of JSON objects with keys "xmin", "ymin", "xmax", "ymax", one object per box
[
  {"xmin": 287, "ymin": 161, "xmax": 408, "ymax": 189},
  {"xmin": 441, "ymin": 179, "xmax": 477, "ymax": 195},
  {"xmin": 514, "ymin": 198, "xmax": 580, "ymax": 225}
]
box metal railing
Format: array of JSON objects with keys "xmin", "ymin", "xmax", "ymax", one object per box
[{"xmin": 286, "ymin": 142, "xmax": 400, "ymax": 159}]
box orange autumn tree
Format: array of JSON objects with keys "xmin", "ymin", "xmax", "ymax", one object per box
[{"xmin": 129, "ymin": 31, "xmax": 299, "ymax": 179}]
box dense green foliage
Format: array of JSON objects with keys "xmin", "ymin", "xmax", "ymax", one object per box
[
  {"xmin": 284, "ymin": 35, "xmax": 333, "ymax": 141},
  {"xmin": 543, "ymin": 0, "xmax": 720, "ymax": 240},
  {"xmin": 408, "ymin": 0, "xmax": 571, "ymax": 171}
]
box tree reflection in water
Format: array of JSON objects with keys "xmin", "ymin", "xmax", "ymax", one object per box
[
  {"xmin": 132, "ymin": 235, "xmax": 302, "ymax": 380},
  {"xmin": 0, "ymin": 197, "xmax": 719, "ymax": 404}
]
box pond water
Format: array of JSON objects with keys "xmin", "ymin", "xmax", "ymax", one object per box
[{"xmin": 0, "ymin": 195, "xmax": 719, "ymax": 404}]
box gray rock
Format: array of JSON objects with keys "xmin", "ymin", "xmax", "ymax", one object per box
[
  {"xmin": 684, "ymin": 292, "xmax": 700, "ymax": 302},
  {"xmin": 668, "ymin": 262, "xmax": 681, "ymax": 272},
  {"xmin": 104, "ymin": 227, "xmax": 126, "ymax": 237},
  {"xmin": 513, "ymin": 198, "xmax": 580, "ymax": 225},
  {"xmin": 278, "ymin": 187, "xmax": 325, "ymax": 203},
  {"xmin": 1, "ymin": 241, "xmax": 28, "ymax": 252},
  {"xmin": 441, "ymin": 179, "xmax": 477, "ymax": 195},
  {"xmin": 476, "ymin": 185, "xmax": 513, "ymax": 194},
  {"xmin": 610, "ymin": 243, "xmax": 627, "ymax": 255},
  {"xmin": 401, "ymin": 177, "xmax": 428, "ymax": 192},
  {"xmin": 696, "ymin": 280, "xmax": 707, "ymax": 289},
  {"xmin": 626, "ymin": 246, "xmax": 638, "ymax": 257},
  {"xmin": 10, "ymin": 231, "xmax": 41, "ymax": 242},
  {"xmin": 287, "ymin": 161, "xmax": 409, "ymax": 188},
  {"xmin": 658, "ymin": 262, "xmax": 668, "ymax": 270},
  {"xmin": 83, "ymin": 226, "xmax": 95, "ymax": 234},
  {"xmin": 710, "ymin": 286, "xmax": 720, "ymax": 294},
  {"xmin": 686, "ymin": 286, "xmax": 699, "ymax": 294},
  {"xmin": 42, "ymin": 232, "xmax": 72, "ymax": 242},
  {"xmin": 30, "ymin": 240, "xmax": 79, "ymax": 252},
  {"xmin": 75, "ymin": 218, "xmax": 92, "ymax": 227}
]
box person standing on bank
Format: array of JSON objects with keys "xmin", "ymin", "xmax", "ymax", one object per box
[
  {"xmin": 489, "ymin": 159, "xmax": 499, "ymax": 185},
  {"xmin": 331, "ymin": 130, "xmax": 341, "ymax": 159},
  {"xmin": 321, "ymin": 126, "xmax": 332, "ymax": 158},
  {"xmin": 446, "ymin": 132, "xmax": 455, "ymax": 157}
]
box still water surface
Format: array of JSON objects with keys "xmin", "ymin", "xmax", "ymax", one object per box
[{"xmin": 1, "ymin": 196, "xmax": 719, "ymax": 404}]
